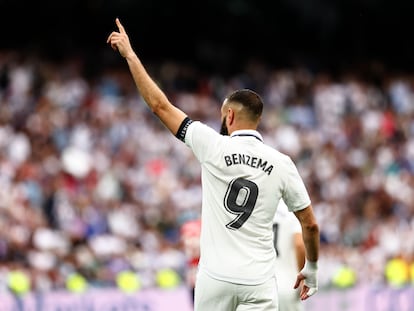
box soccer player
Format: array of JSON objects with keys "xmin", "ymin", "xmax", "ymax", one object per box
[
  {"xmin": 274, "ymin": 199, "xmax": 306, "ymax": 311},
  {"xmin": 107, "ymin": 18, "xmax": 320, "ymax": 311}
]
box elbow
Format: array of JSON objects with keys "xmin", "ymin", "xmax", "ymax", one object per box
[
  {"xmin": 151, "ymin": 100, "xmax": 164, "ymax": 116},
  {"xmin": 304, "ymin": 222, "xmax": 319, "ymax": 236},
  {"xmin": 150, "ymin": 97, "xmax": 171, "ymax": 118}
]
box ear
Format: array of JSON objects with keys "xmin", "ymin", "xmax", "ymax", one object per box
[{"xmin": 227, "ymin": 108, "xmax": 235, "ymax": 125}]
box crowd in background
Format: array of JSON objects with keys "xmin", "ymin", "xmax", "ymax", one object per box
[{"xmin": 0, "ymin": 50, "xmax": 413, "ymax": 294}]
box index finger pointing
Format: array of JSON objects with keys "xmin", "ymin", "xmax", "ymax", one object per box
[{"xmin": 116, "ymin": 18, "xmax": 126, "ymax": 34}]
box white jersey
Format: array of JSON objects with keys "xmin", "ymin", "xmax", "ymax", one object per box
[
  {"xmin": 273, "ymin": 200, "xmax": 304, "ymax": 311},
  {"xmin": 184, "ymin": 121, "xmax": 311, "ymax": 285}
]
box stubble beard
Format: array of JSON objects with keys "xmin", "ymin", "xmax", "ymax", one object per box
[{"xmin": 220, "ymin": 117, "xmax": 229, "ymax": 136}]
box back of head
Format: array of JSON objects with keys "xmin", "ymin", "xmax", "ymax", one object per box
[{"xmin": 225, "ymin": 89, "xmax": 264, "ymax": 123}]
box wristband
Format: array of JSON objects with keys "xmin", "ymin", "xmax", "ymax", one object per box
[
  {"xmin": 304, "ymin": 260, "xmax": 318, "ymax": 271},
  {"xmin": 301, "ymin": 259, "xmax": 318, "ymax": 294}
]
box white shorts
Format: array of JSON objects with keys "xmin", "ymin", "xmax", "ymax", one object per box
[
  {"xmin": 194, "ymin": 269, "xmax": 278, "ymax": 311},
  {"xmin": 278, "ymin": 289, "xmax": 304, "ymax": 311}
]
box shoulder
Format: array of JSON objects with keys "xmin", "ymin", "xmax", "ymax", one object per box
[
  {"xmin": 187, "ymin": 121, "xmax": 220, "ymax": 138},
  {"xmin": 185, "ymin": 121, "xmax": 227, "ymax": 157},
  {"xmin": 261, "ymin": 142, "xmax": 291, "ymax": 160}
]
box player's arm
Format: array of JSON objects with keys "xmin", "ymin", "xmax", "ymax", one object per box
[
  {"xmin": 107, "ymin": 18, "xmax": 187, "ymax": 136},
  {"xmin": 294, "ymin": 205, "xmax": 318, "ymax": 262},
  {"xmin": 293, "ymin": 205, "xmax": 319, "ymax": 300}
]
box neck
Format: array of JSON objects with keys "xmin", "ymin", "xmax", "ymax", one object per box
[{"xmin": 228, "ymin": 125, "xmax": 257, "ymax": 135}]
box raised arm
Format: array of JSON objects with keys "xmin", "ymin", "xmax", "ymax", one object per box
[{"xmin": 107, "ymin": 18, "xmax": 187, "ymax": 136}]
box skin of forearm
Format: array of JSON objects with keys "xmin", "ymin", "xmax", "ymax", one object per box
[
  {"xmin": 302, "ymin": 224, "xmax": 319, "ymax": 262},
  {"xmin": 125, "ymin": 53, "xmax": 169, "ymax": 115},
  {"xmin": 123, "ymin": 52, "xmax": 186, "ymax": 136}
]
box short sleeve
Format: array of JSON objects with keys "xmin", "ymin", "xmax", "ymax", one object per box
[
  {"xmin": 184, "ymin": 121, "xmax": 223, "ymax": 163},
  {"xmin": 281, "ymin": 156, "xmax": 311, "ymax": 212}
]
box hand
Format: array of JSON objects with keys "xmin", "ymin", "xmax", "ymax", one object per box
[
  {"xmin": 106, "ymin": 18, "xmax": 135, "ymax": 59},
  {"xmin": 293, "ymin": 260, "xmax": 318, "ymax": 300}
]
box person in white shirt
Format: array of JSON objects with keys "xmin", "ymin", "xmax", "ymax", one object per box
[
  {"xmin": 274, "ymin": 199, "xmax": 306, "ymax": 311},
  {"xmin": 107, "ymin": 18, "xmax": 320, "ymax": 311}
]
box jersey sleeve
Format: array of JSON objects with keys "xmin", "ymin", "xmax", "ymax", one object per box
[
  {"xmin": 176, "ymin": 117, "xmax": 194, "ymax": 142},
  {"xmin": 183, "ymin": 120, "xmax": 222, "ymax": 163},
  {"xmin": 281, "ymin": 155, "xmax": 311, "ymax": 212},
  {"xmin": 275, "ymin": 199, "xmax": 302, "ymax": 233}
]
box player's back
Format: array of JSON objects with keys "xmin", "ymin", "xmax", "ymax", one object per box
[
  {"xmin": 185, "ymin": 122, "xmax": 311, "ymax": 285},
  {"xmin": 200, "ymin": 133, "xmax": 280, "ymax": 283}
]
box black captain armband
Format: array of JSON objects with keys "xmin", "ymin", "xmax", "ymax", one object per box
[{"xmin": 175, "ymin": 117, "xmax": 193, "ymax": 142}]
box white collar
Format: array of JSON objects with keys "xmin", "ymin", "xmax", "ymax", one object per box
[{"xmin": 230, "ymin": 130, "xmax": 263, "ymax": 142}]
